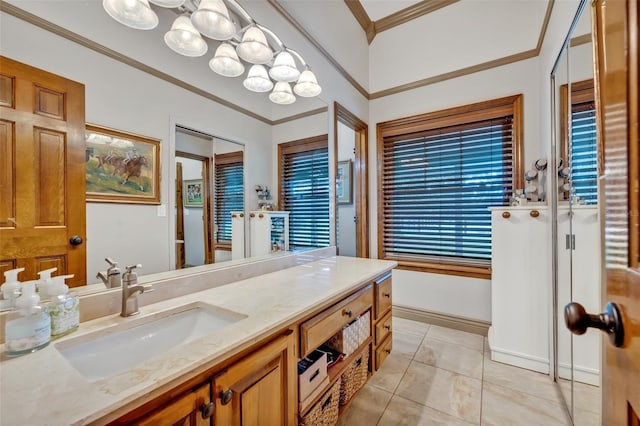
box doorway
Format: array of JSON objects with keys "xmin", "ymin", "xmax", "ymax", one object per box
[{"xmin": 334, "ymin": 102, "xmax": 369, "ymax": 258}]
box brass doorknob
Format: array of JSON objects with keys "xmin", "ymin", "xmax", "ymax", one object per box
[{"xmin": 564, "ymin": 302, "xmax": 624, "ymax": 347}]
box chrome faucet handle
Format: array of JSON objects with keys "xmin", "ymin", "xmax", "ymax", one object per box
[{"xmin": 125, "ymin": 264, "xmax": 142, "ymax": 274}]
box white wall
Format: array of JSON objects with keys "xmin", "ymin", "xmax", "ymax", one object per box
[
  {"xmin": 179, "ymin": 157, "xmax": 206, "ymax": 267},
  {"xmin": 337, "ymin": 122, "xmax": 356, "ymax": 257},
  {"xmin": 0, "ymin": 12, "xmax": 272, "ymax": 283}
]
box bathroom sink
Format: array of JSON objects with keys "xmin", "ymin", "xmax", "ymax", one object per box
[{"xmin": 56, "ymin": 303, "xmax": 247, "ymax": 382}]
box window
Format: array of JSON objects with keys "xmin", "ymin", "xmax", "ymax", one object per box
[
  {"xmin": 278, "ymin": 135, "xmax": 330, "ymax": 249},
  {"xmin": 214, "ymin": 151, "xmax": 244, "ymax": 246},
  {"xmin": 377, "ymin": 95, "xmax": 523, "ymax": 278},
  {"xmin": 561, "ymin": 79, "xmax": 598, "ymax": 204}
]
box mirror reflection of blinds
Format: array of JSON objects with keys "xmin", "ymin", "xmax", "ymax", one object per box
[
  {"xmin": 571, "ymin": 101, "xmax": 598, "ymax": 205},
  {"xmin": 382, "ymin": 117, "xmax": 513, "ymax": 264},
  {"xmin": 281, "ymin": 147, "xmax": 330, "ymax": 248},
  {"xmin": 215, "ymin": 158, "xmax": 244, "ymax": 242}
]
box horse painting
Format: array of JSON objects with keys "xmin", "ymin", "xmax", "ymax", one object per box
[{"xmin": 95, "ymin": 155, "xmax": 149, "ymax": 191}]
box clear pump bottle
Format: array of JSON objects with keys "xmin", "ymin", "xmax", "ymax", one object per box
[
  {"xmin": 5, "ymin": 281, "xmax": 51, "ymax": 356},
  {"xmin": 46, "ymin": 275, "xmax": 79, "ymax": 339},
  {"xmin": 1, "ymin": 267, "xmax": 25, "ymax": 310}
]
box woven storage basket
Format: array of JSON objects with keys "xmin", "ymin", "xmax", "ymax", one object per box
[
  {"xmin": 300, "ymin": 379, "xmax": 341, "ymax": 426},
  {"xmin": 339, "ymin": 347, "xmax": 369, "ymax": 405}
]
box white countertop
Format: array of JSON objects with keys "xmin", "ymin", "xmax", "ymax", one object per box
[{"xmin": 0, "ymin": 256, "xmax": 395, "ymax": 425}]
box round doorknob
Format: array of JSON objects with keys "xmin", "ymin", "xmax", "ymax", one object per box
[
  {"xmin": 219, "ymin": 389, "xmax": 233, "ymax": 405},
  {"xmin": 69, "ymin": 235, "xmax": 83, "ymax": 246},
  {"xmin": 200, "ymin": 402, "xmax": 215, "ymax": 419},
  {"xmin": 564, "ymin": 302, "xmax": 624, "ymax": 347}
]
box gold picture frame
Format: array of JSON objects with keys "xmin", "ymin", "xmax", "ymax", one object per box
[
  {"xmin": 337, "ymin": 160, "xmax": 353, "ymax": 204},
  {"xmin": 85, "ymin": 124, "xmax": 161, "ymax": 204}
]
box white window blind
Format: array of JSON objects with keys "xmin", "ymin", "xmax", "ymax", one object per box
[
  {"xmin": 280, "ymin": 142, "xmax": 330, "ymax": 249},
  {"xmin": 570, "ymin": 101, "xmax": 598, "ymax": 204},
  {"xmin": 381, "ymin": 116, "xmax": 515, "ymax": 266},
  {"xmin": 214, "ymin": 152, "xmax": 243, "ymax": 243}
]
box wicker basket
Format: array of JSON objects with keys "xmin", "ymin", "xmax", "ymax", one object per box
[
  {"xmin": 339, "ymin": 347, "xmax": 370, "ymax": 405},
  {"xmin": 300, "ymin": 379, "xmax": 341, "ymax": 426}
]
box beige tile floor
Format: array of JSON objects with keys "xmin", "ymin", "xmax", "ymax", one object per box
[{"xmin": 338, "ymin": 317, "xmax": 601, "ymax": 426}]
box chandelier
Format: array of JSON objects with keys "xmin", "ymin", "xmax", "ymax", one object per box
[{"xmin": 103, "ymin": 0, "xmax": 322, "ymax": 105}]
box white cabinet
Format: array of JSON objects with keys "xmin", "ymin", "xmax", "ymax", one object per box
[
  {"xmin": 249, "ymin": 211, "xmax": 289, "ymax": 257},
  {"xmin": 489, "ymin": 206, "xmax": 551, "ymax": 374},
  {"xmin": 231, "ymin": 211, "xmax": 245, "ymax": 260}
]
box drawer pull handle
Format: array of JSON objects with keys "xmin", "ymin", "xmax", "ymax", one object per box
[
  {"xmin": 530, "ymin": 210, "xmax": 540, "ymax": 218},
  {"xmin": 502, "ymin": 211, "xmax": 511, "ymax": 219},
  {"xmin": 344, "ymin": 309, "xmax": 353, "ymax": 318},
  {"xmin": 384, "ymin": 325, "xmax": 391, "ymax": 330},
  {"xmin": 309, "ymin": 369, "xmax": 320, "ymax": 382},
  {"xmin": 383, "ymin": 292, "xmax": 390, "ymax": 298},
  {"xmin": 219, "ymin": 389, "xmax": 233, "ymax": 405},
  {"xmin": 355, "ymin": 357, "xmax": 363, "ymax": 367},
  {"xmin": 200, "ymin": 402, "xmax": 215, "ymax": 419},
  {"xmin": 385, "ymin": 349, "xmax": 391, "ymax": 354}
]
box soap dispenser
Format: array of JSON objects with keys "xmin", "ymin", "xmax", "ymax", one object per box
[
  {"xmin": 5, "ymin": 281, "xmax": 51, "ymax": 356},
  {"xmin": 1, "ymin": 267, "xmax": 25, "ymax": 309},
  {"xmin": 36, "ymin": 267, "xmax": 57, "ymax": 301},
  {"xmin": 46, "ymin": 275, "xmax": 79, "ymax": 339}
]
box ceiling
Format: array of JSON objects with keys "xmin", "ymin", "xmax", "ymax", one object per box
[{"xmin": 1, "ymin": 0, "xmax": 570, "ymax": 121}]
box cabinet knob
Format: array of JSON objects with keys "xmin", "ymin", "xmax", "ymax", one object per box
[
  {"xmin": 385, "ymin": 349, "xmax": 391, "ymax": 354},
  {"xmin": 239, "ymin": 213, "xmax": 244, "ymax": 218},
  {"xmin": 200, "ymin": 402, "xmax": 215, "ymax": 419},
  {"xmin": 259, "ymin": 213, "xmax": 264, "ymax": 218},
  {"xmin": 344, "ymin": 309, "xmax": 353, "ymax": 318},
  {"xmin": 384, "ymin": 324, "xmax": 391, "ymax": 330},
  {"xmin": 249, "ymin": 213, "xmax": 255, "ymax": 218},
  {"xmin": 231, "ymin": 214, "xmax": 237, "ymax": 218},
  {"xmin": 530, "ymin": 210, "xmax": 540, "ymax": 218},
  {"xmin": 502, "ymin": 211, "xmax": 511, "ymax": 219},
  {"xmin": 219, "ymin": 389, "xmax": 233, "ymax": 405},
  {"xmin": 383, "ymin": 292, "xmax": 390, "ymax": 298}
]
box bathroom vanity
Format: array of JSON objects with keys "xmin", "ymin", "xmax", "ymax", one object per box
[{"xmin": 0, "ymin": 255, "xmax": 395, "ymax": 425}]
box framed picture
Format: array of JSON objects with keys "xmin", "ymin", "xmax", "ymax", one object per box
[
  {"xmin": 85, "ymin": 124, "xmax": 161, "ymax": 204},
  {"xmin": 337, "ymin": 160, "xmax": 353, "ymax": 204},
  {"xmin": 183, "ymin": 179, "xmax": 203, "ymax": 207}
]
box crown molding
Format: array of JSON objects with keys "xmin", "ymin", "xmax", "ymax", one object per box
[
  {"xmin": 0, "ymin": 1, "xmax": 329, "ymax": 127},
  {"xmin": 570, "ymin": 33, "xmax": 592, "ymax": 47},
  {"xmin": 344, "ymin": 0, "xmax": 376, "ymax": 43}
]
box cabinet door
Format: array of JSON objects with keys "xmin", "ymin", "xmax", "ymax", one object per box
[
  {"xmin": 135, "ymin": 383, "xmax": 212, "ymax": 426},
  {"xmin": 213, "ymin": 331, "xmax": 296, "ymax": 426}
]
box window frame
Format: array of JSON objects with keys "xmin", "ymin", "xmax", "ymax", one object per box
[
  {"xmin": 376, "ymin": 94, "xmax": 524, "ymax": 279},
  {"xmin": 213, "ymin": 150, "xmax": 244, "ymax": 251},
  {"xmin": 278, "ymin": 134, "xmax": 330, "ymax": 249}
]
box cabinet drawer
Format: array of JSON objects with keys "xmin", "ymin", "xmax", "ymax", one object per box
[
  {"xmin": 375, "ymin": 310, "xmax": 392, "ymax": 345},
  {"xmin": 375, "ymin": 334, "xmax": 392, "ymax": 370},
  {"xmin": 300, "ymin": 285, "xmax": 373, "ymax": 357},
  {"xmin": 374, "ymin": 273, "xmax": 392, "ymax": 319}
]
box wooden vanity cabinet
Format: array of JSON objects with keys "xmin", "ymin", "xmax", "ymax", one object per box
[
  {"xmin": 135, "ymin": 383, "xmax": 212, "ymax": 426},
  {"xmin": 372, "ymin": 272, "xmax": 392, "ymax": 370},
  {"xmin": 212, "ymin": 330, "xmax": 296, "ymax": 426}
]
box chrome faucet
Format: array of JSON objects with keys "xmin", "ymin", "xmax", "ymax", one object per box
[
  {"xmin": 121, "ymin": 264, "xmax": 151, "ymax": 317},
  {"xmin": 96, "ymin": 258, "xmax": 121, "ymax": 288}
]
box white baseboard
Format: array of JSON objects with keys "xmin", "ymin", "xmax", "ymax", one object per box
[
  {"xmin": 489, "ymin": 346, "xmax": 550, "ymax": 374},
  {"xmin": 558, "ymin": 362, "xmax": 600, "ymax": 386},
  {"xmin": 392, "ymin": 305, "xmax": 491, "ymax": 336}
]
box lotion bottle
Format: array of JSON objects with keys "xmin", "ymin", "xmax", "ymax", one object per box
[
  {"xmin": 1, "ymin": 267, "xmax": 25, "ymax": 309},
  {"xmin": 5, "ymin": 281, "xmax": 51, "ymax": 356},
  {"xmin": 46, "ymin": 275, "xmax": 79, "ymax": 339},
  {"xmin": 36, "ymin": 267, "xmax": 58, "ymax": 301}
]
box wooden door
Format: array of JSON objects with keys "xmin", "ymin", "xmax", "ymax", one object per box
[
  {"xmin": 176, "ymin": 161, "xmax": 185, "ymax": 269},
  {"xmin": 135, "ymin": 383, "xmax": 212, "ymax": 426},
  {"xmin": 213, "ymin": 331, "xmax": 296, "ymax": 426},
  {"xmin": 593, "ymin": 0, "xmax": 640, "ymax": 422},
  {"xmin": 0, "ymin": 56, "xmax": 86, "ymax": 286}
]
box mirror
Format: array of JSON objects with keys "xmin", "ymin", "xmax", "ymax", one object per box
[
  {"xmin": 0, "ymin": 1, "xmax": 329, "ymax": 291},
  {"xmin": 551, "ymin": 2, "xmax": 601, "ymax": 423}
]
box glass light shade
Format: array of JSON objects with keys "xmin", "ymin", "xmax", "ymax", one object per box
[
  {"xmin": 269, "ymin": 82, "xmax": 296, "ymax": 105},
  {"xmin": 269, "ymin": 51, "xmax": 300, "ymax": 82},
  {"xmin": 148, "ymin": 0, "xmax": 184, "ymax": 7},
  {"xmin": 164, "ymin": 16, "xmax": 208, "ymax": 57},
  {"xmin": 209, "ymin": 43, "xmax": 245, "ymax": 77},
  {"xmin": 243, "ymin": 65, "xmax": 273, "ymax": 92},
  {"xmin": 103, "ymin": 0, "xmax": 158, "ymax": 30},
  {"xmin": 294, "ymin": 69, "xmax": 322, "ymax": 97},
  {"xmin": 236, "ymin": 26, "xmax": 273, "ymax": 64},
  {"xmin": 190, "ymin": 0, "xmax": 235, "ymax": 40}
]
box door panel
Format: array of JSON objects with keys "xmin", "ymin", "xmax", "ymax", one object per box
[
  {"xmin": 593, "ymin": 0, "xmax": 640, "ymax": 423},
  {"xmin": 0, "ymin": 56, "xmax": 86, "ymax": 286}
]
